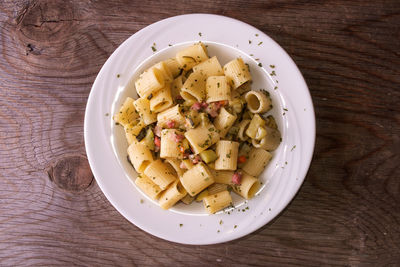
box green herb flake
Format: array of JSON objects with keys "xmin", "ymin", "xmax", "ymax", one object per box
[
  {"xmin": 179, "ymin": 223, "xmax": 183, "ymax": 227},
  {"xmin": 234, "ymin": 225, "xmax": 238, "ymax": 229},
  {"xmin": 151, "ymin": 46, "xmax": 156, "ymax": 52},
  {"xmin": 270, "ymin": 65, "xmax": 275, "ymax": 68},
  {"xmin": 258, "ymin": 41, "xmax": 263, "ymax": 46},
  {"xmin": 198, "ymin": 32, "xmax": 202, "ymax": 36},
  {"xmin": 219, "ymin": 220, "xmax": 223, "ymax": 225},
  {"xmin": 255, "ymin": 33, "xmax": 259, "ymax": 36},
  {"xmin": 105, "ymin": 113, "xmax": 109, "ymax": 117},
  {"xmin": 270, "ymin": 70, "xmax": 276, "ymax": 76},
  {"xmin": 258, "ymin": 63, "xmax": 262, "ymax": 67},
  {"xmin": 140, "ymin": 199, "xmax": 144, "ymax": 204},
  {"xmin": 248, "ymin": 40, "xmax": 252, "ymax": 44},
  {"xmin": 168, "ymin": 44, "xmax": 172, "ymax": 46},
  {"xmin": 117, "ymin": 74, "xmax": 120, "ymax": 78},
  {"xmin": 283, "ymin": 108, "xmax": 288, "ymax": 112}
]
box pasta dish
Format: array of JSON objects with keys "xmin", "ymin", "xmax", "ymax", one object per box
[{"xmin": 113, "ymin": 43, "xmax": 281, "ymax": 214}]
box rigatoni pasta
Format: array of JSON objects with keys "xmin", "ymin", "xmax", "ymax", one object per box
[
  {"xmin": 158, "ymin": 180, "xmax": 187, "ymax": 209},
  {"xmin": 193, "ymin": 56, "xmax": 224, "ymax": 77},
  {"xmin": 144, "ymin": 159, "xmax": 177, "ymax": 190},
  {"xmin": 134, "ymin": 97, "xmax": 157, "ymax": 125},
  {"xmin": 135, "ymin": 174, "xmax": 162, "ymax": 200},
  {"xmin": 242, "ymin": 148, "xmax": 272, "ymax": 177},
  {"xmin": 176, "ymin": 43, "xmax": 209, "ymax": 71},
  {"xmin": 113, "ymin": 97, "xmax": 139, "ymax": 128},
  {"xmin": 135, "ymin": 67, "xmax": 165, "ymax": 97},
  {"xmin": 149, "ymin": 85, "xmax": 173, "ymax": 113},
  {"xmin": 215, "ymin": 140, "xmax": 239, "ymax": 170},
  {"xmin": 223, "ymin": 58, "xmax": 251, "ymax": 89},
  {"xmin": 206, "ymin": 76, "xmax": 231, "ymax": 103},
  {"xmin": 180, "ymin": 163, "xmax": 214, "ymax": 196},
  {"xmin": 113, "ymin": 43, "xmax": 281, "ymax": 214}
]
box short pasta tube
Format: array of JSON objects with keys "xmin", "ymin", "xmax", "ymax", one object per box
[
  {"xmin": 170, "ymin": 76, "xmax": 183, "ymax": 100},
  {"xmin": 206, "ymin": 76, "xmax": 231, "ymax": 103},
  {"xmin": 181, "ymin": 71, "xmax": 207, "ymax": 102},
  {"xmin": 127, "ymin": 140, "xmax": 153, "ymax": 173},
  {"xmin": 124, "ymin": 120, "xmax": 146, "ymax": 144},
  {"xmin": 165, "ymin": 158, "xmax": 185, "ymax": 177},
  {"xmin": 164, "ymin": 58, "xmax": 182, "ymax": 78},
  {"xmin": 245, "ymin": 114, "xmax": 266, "ymax": 139},
  {"xmin": 152, "ymin": 61, "xmax": 173, "ymax": 83},
  {"xmin": 252, "ymin": 126, "xmax": 281, "ymax": 151},
  {"xmin": 213, "ymin": 107, "xmax": 237, "ymax": 138},
  {"xmin": 149, "ymin": 84, "xmax": 173, "ymax": 113},
  {"xmin": 113, "ymin": 97, "xmax": 139, "ymax": 128},
  {"xmin": 144, "ymin": 159, "xmax": 177, "ymax": 190},
  {"xmin": 156, "ymin": 104, "xmax": 186, "ymax": 128},
  {"xmin": 236, "ymin": 81, "xmax": 252, "ymax": 95},
  {"xmin": 192, "ymin": 56, "xmax": 224, "ymax": 77},
  {"xmin": 180, "ymin": 163, "xmax": 214, "ymax": 196},
  {"xmin": 160, "ymin": 129, "xmax": 184, "ymax": 158},
  {"xmin": 211, "ymin": 170, "xmax": 234, "ymax": 184},
  {"xmin": 203, "ymin": 190, "xmax": 232, "ymax": 214},
  {"xmin": 242, "ymin": 148, "xmax": 272, "ymax": 177},
  {"xmin": 245, "ymin": 91, "xmax": 272, "ymax": 113},
  {"xmin": 223, "ymin": 58, "xmax": 252, "ymax": 90},
  {"xmin": 215, "ymin": 140, "xmax": 239, "ymax": 170},
  {"xmin": 237, "ymin": 119, "xmax": 251, "ymax": 141},
  {"xmin": 207, "ymin": 183, "xmax": 228, "ymax": 195},
  {"xmin": 135, "ymin": 174, "xmax": 162, "ymax": 200},
  {"xmin": 184, "ymin": 124, "xmax": 220, "ymax": 154},
  {"xmin": 158, "ymin": 179, "xmax": 187, "ymax": 209},
  {"xmin": 134, "ymin": 97, "xmax": 157, "ymax": 125},
  {"xmin": 135, "ymin": 67, "xmax": 165, "ymax": 97},
  {"xmin": 232, "ymin": 172, "xmax": 260, "ymax": 199},
  {"xmin": 176, "ymin": 43, "xmax": 209, "ymax": 71}
]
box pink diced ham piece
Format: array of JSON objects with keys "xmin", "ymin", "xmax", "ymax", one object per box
[
  {"xmin": 166, "ymin": 119, "xmax": 175, "ymax": 128},
  {"xmin": 232, "ymin": 172, "xmax": 242, "ymax": 185},
  {"xmin": 191, "ymin": 102, "xmax": 202, "ymax": 111}
]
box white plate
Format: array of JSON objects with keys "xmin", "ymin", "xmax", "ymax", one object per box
[{"xmin": 84, "ymin": 14, "xmax": 315, "ymax": 245}]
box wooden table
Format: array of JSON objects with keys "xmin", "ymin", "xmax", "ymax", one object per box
[{"xmin": 1, "ymin": 0, "xmax": 399, "ymax": 265}]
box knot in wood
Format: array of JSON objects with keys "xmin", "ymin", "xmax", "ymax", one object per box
[
  {"xmin": 16, "ymin": 0, "xmax": 76, "ymax": 43},
  {"xmin": 48, "ymin": 155, "xmax": 93, "ymax": 192}
]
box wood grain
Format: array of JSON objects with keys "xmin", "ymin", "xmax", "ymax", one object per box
[{"xmin": 1, "ymin": 0, "xmax": 399, "ymax": 265}]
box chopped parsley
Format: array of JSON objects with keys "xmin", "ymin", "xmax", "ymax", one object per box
[
  {"xmin": 270, "ymin": 65, "xmax": 275, "ymax": 68},
  {"xmin": 198, "ymin": 32, "xmax": 202, "ymax": 36},
  {"xmin": 258, "ymin": 63, "xmax": 262, "ymax": 67},
  {"xmin": 179, "ymin": 223, "xmax": 183, "ymax": 227},
  {"xmin": 258, "ymin": 41, "xmax": 263, "ymax": 46},
  {"xmin": 117, "ymin": 74, "xmax": 120, "ymax": 78}
]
